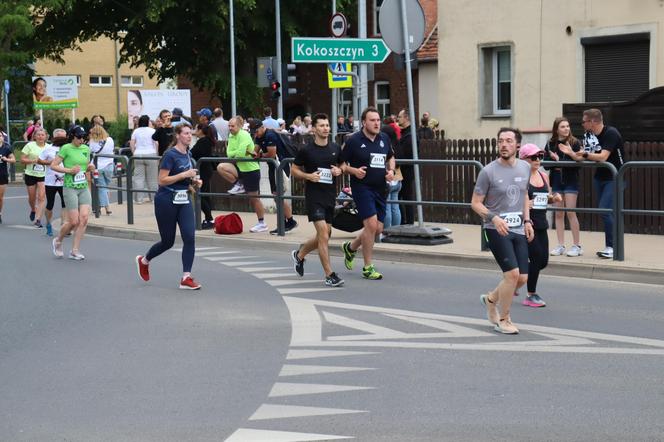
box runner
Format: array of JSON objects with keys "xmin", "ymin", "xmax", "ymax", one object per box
[
  {"xmin": 39, "ymin": 129, "xmax": 68, "ymax": 236},
  {"xmin": 471, "ymin": 128, "xmax": 534, "ymax": 334},
  {"xmin": 290, "ymin": 113, "xmax": 344, "ymax": 287},
  {"xmin": 135, "ymin": 124, "xmax": 203, "ymax": 290},
  {"xmin": 0, "ymin": 131, "xmax": 16, "ymax": 224},
  {"xmin": 519, "ymin": 143, "xmax": 562, "ymax": 307},
  {"xmin": 21, "ymin": 127, "xmax": 48, "ymax": 227},
  {"xmin": 339, "ymin": 107, "xmax": 395, "ymax": 280},
  {"xmin": 50, "ymin": 126, "xmax": 95, "ymax": 260}
]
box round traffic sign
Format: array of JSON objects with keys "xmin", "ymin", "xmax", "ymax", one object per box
[
  {"xmin": 329, "ymin": 13, "xmax": 348, "ymax": 38},
  {"xmin": 378, "ymin": 0, "xmax": 426, "ymax": 55}
]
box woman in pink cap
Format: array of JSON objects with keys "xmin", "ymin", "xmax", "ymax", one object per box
[{"xmin": 519, "ymin": 143, "xmax": 562, "ymax": 307}]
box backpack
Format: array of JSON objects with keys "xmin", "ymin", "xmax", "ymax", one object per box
[
  {"xmin": 271, "ymin": 130, "xmax": 299, "ymax": 159},
  {"xmin": 214, "ymin": 213, "xmax": 243, "ymax": 234}
]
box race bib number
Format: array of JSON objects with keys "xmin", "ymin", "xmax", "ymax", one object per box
[
  {"xmin": 533, "ymin": 192, "xmax": 548, "ymax": 210},
  {"xmin": 317, "ymin": 168, "xmax": 333, "ymax": 184},
  {"xmin": 369, "ymin": 153, "xmax": 386, "ymax": 169},
  {"xmin": 73, "ymin": 171, "xmax": 87, "ymax": 184},
  {"xmin": 32, "ymin": 164, "xmax": 45, "ymax": 172},
  {"xmin": 172, "ymin": 189, "xmax": 189, "ymax": 205},
  {"xmin": 500, "ymin": 211, "xmax": 523, "ymax": 228}
]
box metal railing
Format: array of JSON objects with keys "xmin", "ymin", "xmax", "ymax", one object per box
[
  {"xmin": 91, "ymin": 154, "xmax": 130, "ymax": 218},
  {"xmin": 9, "ymin": 141, "xmax": 27, "ymax": 182}
]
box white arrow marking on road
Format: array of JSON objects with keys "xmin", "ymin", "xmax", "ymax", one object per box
[
  {"xmin": 269, "ymin": 382, "xmax": 374, "ymax": 398},
  {"xmin": 286, "ymin": 350, "xmax": 379, "ymax": 360},
  {"xmin": 249, "ymin": 403, "xmax": 367, "ymax": 420},
  {"xmin": 225, "ymin": 428, "xmax": 352, "ymax": 441},
  {"xmin": 279, "ymin": 364, "xmax": 376, "ymax": 377}
]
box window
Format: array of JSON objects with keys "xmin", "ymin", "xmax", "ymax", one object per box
[
  {"xmin": 373, "ymin": 0, "xmax": 384, "ymax": 36},
  {"xmin": 89, "ymin": 75, "xmax": 113, "ymax": 87},
  {"xmin": 480, "ymin": 45, "xmax": 512, "ymax": 117},
  {"xmin": 375, "ymin": 81, "xmax": 390, "ymax": 117},
  {"xmin": 339, "ymin": 88, "xmax": 353, "ymax": 118},
  {"xmin": 121, "ymin": 75, "xmax": 144, "ymax": 87}
]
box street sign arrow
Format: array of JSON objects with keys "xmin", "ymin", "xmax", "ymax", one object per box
[{"xmin": 291, "ymin": 37, "xmax": 391, "ymax": 63}]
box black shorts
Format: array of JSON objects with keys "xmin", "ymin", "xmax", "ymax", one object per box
[
  {"xmin": 306, "ymin": 197, "xmax": 335, "ymax": 224},
  {"xmin": 352, "ymin": 184, "xmax": 386, "ymax": 222},
  {"xmin": 238, "ymin": 169, "xmax": 261, "ymax": 193},
  {"xmin": 45, "ymin": 185, "xmax": 65, "ymax": 211},
  {"xmin": 484, "ymin": 229, "xmax": 529, "ymax": 274},
  {"xmin": 24, "ymin": 174, "xmax": 45, "ymax": 186},
  {"xmin": 0, "ymin": 175, "xmax": 8, "ymax": 185}
]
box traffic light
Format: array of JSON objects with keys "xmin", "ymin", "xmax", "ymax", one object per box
[
  {"xmin": 282, "ymin": 64, "xmax": 298, "ymax": 99},
  {"xmin": 270, "ymin": 81, "xmax": 281, "ymax": 101}
]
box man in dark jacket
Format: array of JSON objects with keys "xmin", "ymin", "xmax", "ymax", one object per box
[{"xmin": 396, "ymin": 108, "xmax": 415, "ymax": 225}]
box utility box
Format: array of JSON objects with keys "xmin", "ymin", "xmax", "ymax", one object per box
[{"xmin": 257, "ymin": 57, "xmax": 276, "ymax": 88}]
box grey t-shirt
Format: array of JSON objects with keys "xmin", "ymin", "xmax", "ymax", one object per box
[{"xmin": 474, "ymin": 159, "xmax": 531, "ymax": 234}]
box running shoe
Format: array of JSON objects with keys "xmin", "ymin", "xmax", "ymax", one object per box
[
  {"xmin": 494, "ymin": 318, "xmax": 519, "ymax": 334},
  {"xmin": 270, "ymin": 219, "xmax": 299, "ymax": 235},
  {"xmin": 522, "ymin": 294, "xmax": 546, "ymax": 307},
  {"xmin": 566, "ymin": 244, "xmax": 583, "ymax": 257},
  {"xmin": 179, "ymin": 276, "xmax": 202, "ymax": 290},
  {"xmin": 292, "ymin": 248, "xmax": 305, "ymax": 277},
  {"xmin": 201, "ymin": 220, "xmax": 214, "ymax": 230},
  {"xmin": 228, "ymin": 182, "xmax": 245, "ymax": 195},
  {"xmin": 249, "ymin": 221, "xmax": 268, "ymax": 233},
  {"xmin": 68, "ymin": 250, "xmax": 85, "ymax": 260},
  {"xmin": 550, "ymin": 244, "xmax": 566, "ymax": 256},
  {"xmin": 46, "ymin": 223, "xmax": 53, "ymax": 236},
  {"xmin": 480, "ymin": 294, "xmax": 499, "ymax": 325},
  {"xmin": 29, "ymin": 211, "xmax": 35, "ymax": 221},
  {"xmin": 596, "ymin": 247, "xmax": 613, "ymax": 259},
  {"xmin": 342, "ymin": 241, "xmax": 356, "ymax": 270},
  {"xmin": 136, "ymin": 255, "xmax": 150, "ymax": 282},
  {"xmin": 52, "ymin": 238, "xmax": 64, "ymax": 258},
  {"xmin": 34, "ymin": 220, "xmax": 43, "ymax": 228},
  {"xmin": 362, "ymin": 264, "xmax": 383, "ymax": 280},
  {"xmin": 0, "ymin": 214, "xmax": 2, "ymax": 224},
  {"xmin": 325, "ymin": 272, "xmax": 345, "ymax": 287}
]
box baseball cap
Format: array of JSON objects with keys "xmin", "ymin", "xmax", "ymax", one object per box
[
  {"xmin": 518, "ymin": 143, "xmax": 544, "ymax": 159},
  {"xmin": 172, "ymin": 107, "xmax": 183, "ymax": 117},
  {"xmin": 248, "ymin": 118, "xmax": 263, "ymax": 135},
  {"xmin": 69, "ymin": 126, "xmax": 87, "ymax": 139},
  {"xmin": 196, "ymin": 108, "xmax": 212, "ymax": 118}
]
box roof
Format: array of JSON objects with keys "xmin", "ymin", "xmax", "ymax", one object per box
[{"xmin": 417, "ymin": 23, "xmax": 438, "ymax": 62}]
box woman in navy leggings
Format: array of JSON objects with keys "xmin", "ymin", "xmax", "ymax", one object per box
[{"xmin": 135, "ymin": 124, "xmax": 203, "ymax": 290}]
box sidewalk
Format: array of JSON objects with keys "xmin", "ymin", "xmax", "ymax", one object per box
[{"xmin": 87, "ymin": 201, "xmax": 664, "ymax": 286}]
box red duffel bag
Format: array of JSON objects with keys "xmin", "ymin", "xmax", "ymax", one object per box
[{"xmin": 214, "ymin": 213, "xmax": 243, "ymax": 234}]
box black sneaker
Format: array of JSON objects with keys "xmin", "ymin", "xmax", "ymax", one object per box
[
  {"xmin": 285, "ymin": 219, "xmax": 298, "ymax": 232},
  {"xmin": 201, "ymin": 220, "xmax": 214, "ymax": 230},
  {"xmin": 29, "ymin": 211, "xmax": 35, "ymax": 222},
  {"xmin": 325, "ymin": 272, "xmax": 344, "ymax": 287},
  {"xmin": 291, "ymin": 248, "xmax": 305, "ymax": 276}
]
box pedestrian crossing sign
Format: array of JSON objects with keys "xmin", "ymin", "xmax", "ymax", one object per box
[{"xmin": 327, "ymin": 63, "xmax": 353, "ymax": 88}]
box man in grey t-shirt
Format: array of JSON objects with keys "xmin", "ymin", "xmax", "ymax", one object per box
[{"xmin": 471, "ymin": 127, "xmax": 534, "ymax": 334}]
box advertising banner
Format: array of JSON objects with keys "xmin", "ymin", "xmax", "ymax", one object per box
[
  {"xmin": 127, "ymin": 89, "xmax": 191, "ymax": 129},
  {"xmin": 32, "ymin": 76, "xmax": 79, "ymax": 110}
]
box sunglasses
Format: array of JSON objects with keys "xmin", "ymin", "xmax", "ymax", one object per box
[{"xmin": 528, "ymin": 154, "xmax": 544, "ymax": 161}]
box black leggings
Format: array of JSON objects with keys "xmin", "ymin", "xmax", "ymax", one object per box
[
  {"xmin": 146, "ymin": 191, "xmax": 196, "ymax": 272},
  {"xmin": 527, "ymin": 228, "xmax": 549, "ymax": 293},
  {"xmin": 45, "ymin": 185, "xmax": 65, "ymax": 211}
]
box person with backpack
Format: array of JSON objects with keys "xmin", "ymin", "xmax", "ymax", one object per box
[{"xmin": 250, "ymin": 119, "xmax": 298, "ymax": 234}]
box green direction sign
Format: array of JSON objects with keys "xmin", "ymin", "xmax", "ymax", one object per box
[{"xmin": 291, "ymin": 37, "xmax": 391, "ymax": 63}]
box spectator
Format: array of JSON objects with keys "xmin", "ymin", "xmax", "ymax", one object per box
[
  {"xmin": 396, "ymin": 108, "xmax": 415, "ymax": 225},
  {"xmin": 417, "ymin": 112, "xmax": 434, "ymax": 140},
  {"xmin": 88, "ymin": 124, "xmax": 115, "ymax": 215},
  {"xmin": 171, "ymin": 107, "xmax": 187, "ymax": 128},
  {"xmin": 290, "ymin": 116, "xmax": 307, "ymax": 135},
  {"xmin": 211, "ymin": 107, "xmax": 230, "ymax": 141},
  {"xmin": 276, "ymin": 118, "xmax": 288, "ymax": 134},
  {"xmin": 196, "ymin": 107, "xmax": 217, "ymax": 140},
  {"xmin": 152, "ymin": 109, "xmax": 175, "ymax": 156},
  {"xmin": 345, "ymin": 114, "xmax": 358, "ymax": 132},
  {"xmin": 130, "ymin": 115, "xmax": 158, "ymax": 204},
  {"xmin": 384, "ymin": 115, "xmax": 401, "ymax": 140},
  {"xmin": 262, "ymin": 106, "xmax": 279, "ymax": 129},
  {"xmin": 90, "ymin": 114, "xmax": 106, "ymax": 127},
  {"xmin": 23, "ymin": 117, "xmax": 42, "ymax": 141},
  {"xmin": 381, "ymin": 124, "xmax": 402, "ymax": 231},
  {"xmin": 302, "ymin": 115, "xmax": 313, "ymax": 134},
  {"xmin": 337, "ymin": 115, "xmax": 347, "ymax": 132},
  {"xmin": 190, "ymin": 124, "xmax": 216, "ymax": 229}
]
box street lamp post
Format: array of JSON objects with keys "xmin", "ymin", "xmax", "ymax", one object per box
[{"xmin": 230, "ymin": 0, "xmax": 237, "ymax": 116}]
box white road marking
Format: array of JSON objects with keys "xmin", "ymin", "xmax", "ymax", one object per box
[
  {"xmin": 266, "ymin": 279, "xmax": 327, "ymax": 287},
  {"xmin": 222, "ymin": 261, "xmax": 273, "ymax": 267},
  {"xmin": 278, "ymin": 287, "xmax": 341, "ymax": 295},
  {"xmin": 239, "ymin": 267, "xmax": 291, "ymax": 272},
  {"xmin": 279, "ymin": 364, "xmax": 376, "ymax": 377},
  {"xmin": 225, "ymin": 428, "xmax": 352, "ymax": 441},
  {"xmin": 286, "ymin": 349, "xmax": 379, "ymax": 360},
  {"xmin": 269, "ymin": 382, "xmax": 374, "ymax": 398},
  {"xmin": 5, "ymin": 224, "xmax": 36, "ymax": 230},
  {"xmin": 204, "ymin": 255, "xmax": 258, "ymax": 261},
  {"xmin": 255, "ymin": 273, "xmax": 315, "ymax": 279},
  {"xmin": 249, "ymin": 403, "xmax": 367, "ymax": 420},
  {"xmin": 2, "ymin": 195, "xmax": 28, "ymax": 199},
  {"xmin": 195, "ymin": 251, "xmax": 239, "ymax": 257},
  {"xmin": 173, "ymin": 246, "xmax": 220, "ymax": 252}
]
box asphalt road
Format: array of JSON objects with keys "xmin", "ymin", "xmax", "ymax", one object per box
[{"xmin": 1, "ymin": 184, "xmax": 663, "ymax": 441}]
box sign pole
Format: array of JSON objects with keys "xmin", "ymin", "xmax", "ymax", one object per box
[
  {"xmin": 3, "ymin": 80, "xmax": 10, "ymax": 145},
  {"xmin": 230, "ymin": 0, "xmax": 237, "ymax": 116},
  {"xmin": 275, "ymin": 0, "xmax": 283, "ymax": 119},
  {"xmin": 331, "ymin": 1, "xmax": 338, "ymax": 141}
]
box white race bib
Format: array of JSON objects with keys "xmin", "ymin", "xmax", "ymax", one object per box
[
  {"xmin": 317, "ymin": 168, "xmax": 333, "ymax": 184},
  {"xmin": 73, "ymin": 171, "xmax": 87, "ymax": 184},
  {"xmin": 533, "ymin": 192, "xmax": 548, "ymax": 210},
  {"xmin": 500, "ymin": 211, "xmax": 523, "ymax": 228},
  {"xmin": 172, "ymin": 189, "xmax": 189, "ymax": 205},
  {"xmin": 32, "ymin": 164, "xmax": 45, "ymax": 172},
  {"xmin": 369, "ymin": 153, "xmax": 386, "ymax": 169}
]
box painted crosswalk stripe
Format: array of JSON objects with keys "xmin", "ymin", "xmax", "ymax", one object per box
[
  {"xmin": 249, "ymin": 403, "xmax": 367, "ymax": 420},
  {"xmin": 279, "ymin": 364, "xmax": 376, "ymax": 377},
  {"xmin": 278, "ymin": 287, "xmax": 341, "ymax": 295},
  {"xmin": 286, "ymin": 349, "xmax": 379, "ymax": 360},
  {"xmin": 225, "ymin": 428, "xmax": 352, "ymax": 441},
  {"xmin": 269, "ymin": 382, "xmax": 374, "ymax": 398},
  {"xmin": 265, "ymin": 279, "xmax": 326, "ymax": 287},
  {"xmin": 204, "ymin": 255, "xmax": 258, "ymax": 262},
  {"xmin": 195, "ymin": 251, "xmax": 239, "ymax": 257},
  {"xmin": 223, "ymin": 261, "xmax": 273, "ymax": 267},
  {"xmin": 239, "ymin": 267, "xmax": 291, "ymax": 272},
  {"xmin": 254, "ymin": 273, "xmax": 315, "ymax": 279},
  {"xmin": 173, "ymin": 246, "xmax": 219, "ymax": 252}
]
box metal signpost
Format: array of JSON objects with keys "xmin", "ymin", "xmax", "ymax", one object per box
[{"xmin": 3, "ymin": 80, "xmax": 9, "ymax": 145}]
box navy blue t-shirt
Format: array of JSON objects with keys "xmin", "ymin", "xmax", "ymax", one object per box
[
  {"xmin": 256, "ymin": 129, "xmax": 292, "ymax": 176},
  {"xmin": 340, "ymin": 130, "xmax": 393, "ymax": 190},
  {"xmin": 158, "ymin": 147, "xmax": 194, "ymax": 193},
  {"xmin": 0, "ymin": 145, "xmax": 12, "ymax": 177}
]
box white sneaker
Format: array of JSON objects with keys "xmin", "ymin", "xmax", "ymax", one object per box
[
  {"xmin": 566, "ymin": 244, "xmax": 583, "ymax": 257},
  {"xmin": 596, "ymin": 247, "xmax": 613, "ymax": 259},
  {"xmin": 228, "ymin": 182, "xmax": 245, "ymax": 195},
  {"xmin": 249, "ymin": 221, "xmax": 268, "ymax": 233},
  {"xmin": 550, "ymin": 244, "xmax": 566, "ymax": 256}
]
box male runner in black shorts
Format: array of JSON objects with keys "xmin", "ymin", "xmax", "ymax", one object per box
[
  {"xmin": 290, "ymin": 113, "xmax": 344, "ymax": 287},
  {"xmin": 471, "ymin": 127, "xmax": 534, "ymax": 334}
]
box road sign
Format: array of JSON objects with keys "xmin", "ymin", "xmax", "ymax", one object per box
[
  {"xmin": 327, "ymin": 63, "xmax": 353, "ymax": 88},
  {"xmin": 291, "ymin": 37, "xmax": 391, "ymax": 63},
  {"xmin": 3, "ymin": 80, "xmax": 9, "ymax": 94},
  {"xmin": 329, "ymin": 13, "xmax": 348, "ymax": 38},
  {"xmin": 378, "ymin": 0, "xmax": 426, "ymax": 55}
]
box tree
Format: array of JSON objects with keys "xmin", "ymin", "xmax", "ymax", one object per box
[{"xmin": 30, "ymin": 0, "xmax": 355, "ymax": 113}]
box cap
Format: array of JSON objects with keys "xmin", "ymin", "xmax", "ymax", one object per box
[
  {"xmin": 172, "ymin": 107, "xmax": 183, "ymax": 117},
  {"xmin": 196, "ymin": 108, "xmax": 212, "ymax": 118},
  {"xmin": 519, "ymin": 143, "xmax": 544, "ymax": 159},
  {"xmin": 247, "ymin": 118, "xmax": 263, "ymax": 135},
  {"xmin": 69, "ymin": 126, "xmax": 87, "ymax": 139}
]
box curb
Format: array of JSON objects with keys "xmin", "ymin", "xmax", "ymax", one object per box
[{"xmin": 86, "ymin": 225, "xmax": 664, "ymax": 286}]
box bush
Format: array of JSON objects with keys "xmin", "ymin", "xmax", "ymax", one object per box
[{"xmin": 107, "ymin": 113, "xmax": 129, "ymax": 148}]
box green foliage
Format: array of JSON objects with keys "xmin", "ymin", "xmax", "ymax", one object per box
[{"xmin": 107, "ymin": 113, "xmax": 129, "ymax": 147}]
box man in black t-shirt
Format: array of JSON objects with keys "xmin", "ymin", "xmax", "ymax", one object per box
[
  {"xmin": 290, "ymin": 113, "xmax": 344, "ymax": 287},
  {"xmin": 575, "ymin": 108, "xmax": 625, "ymax": 259}
]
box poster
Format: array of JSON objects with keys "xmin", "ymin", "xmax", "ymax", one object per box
[
  {"xmin": 32, "ymin": 76, "xmax": 79, "ymax": 110},
  {"xmin": 127, "ymin": 89, "xmax": 191, "ymax": 129}
]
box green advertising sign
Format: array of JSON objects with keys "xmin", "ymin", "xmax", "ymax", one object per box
[{"xmin": 291, "ymin": 37, "xmax": 391, "ymax": 63}]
